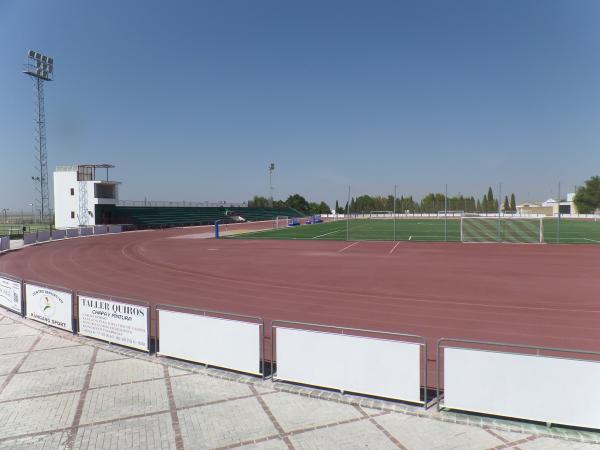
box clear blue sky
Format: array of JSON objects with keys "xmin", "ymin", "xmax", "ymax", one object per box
[{"xmin": 1, "ymin": 0, "xmax": 599, "ymax": 211}]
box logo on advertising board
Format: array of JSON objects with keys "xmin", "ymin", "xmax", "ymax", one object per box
[
  {"xmin": 39, "ymin": 295, "xmax": 56, "ymax": 317},
  {"xmin": 25, "ymin": 283, "xmax": 72, "ymax": 332}
]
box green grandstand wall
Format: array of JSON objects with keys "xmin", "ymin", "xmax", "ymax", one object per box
[{"xmin": 95, "ymin": 204, "xmax": 303, "ymax": 228}]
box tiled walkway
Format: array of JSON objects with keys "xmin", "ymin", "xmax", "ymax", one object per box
[{"xmin": 0, "ymin": 310, "xmax": 597, "ymax": 449}]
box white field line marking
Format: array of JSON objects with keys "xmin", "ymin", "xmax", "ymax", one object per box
[
  {"xmin": 584, "ymin": 238, "xmax": 600, "ymax": 243},
  {"xmin": 312, "ymin": 229, "xmax": 344, "ymax": 239},
  {"xmin": 389, "ymin": 241, "xmax": 401, "ymax": 254},
  {"xmin": 408, "ymin": 235, "xmax": 412, "ymax": 241},
  {"xmin": 338, "ymin": 241, "xmax": 359, "ymax": 253}
]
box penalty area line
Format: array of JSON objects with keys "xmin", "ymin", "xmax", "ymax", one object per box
[
  {"xmin": 338, "ymin": 241, "xmax": 360, "ymax": 253},
  {"xmin": 312, "ymin": 229, "xmax": 344, "ymax": 239}
]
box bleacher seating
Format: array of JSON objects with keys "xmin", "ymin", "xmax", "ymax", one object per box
[{"xmin": 95, "ymin": 205, "xmax": 302, "ymax": 228}]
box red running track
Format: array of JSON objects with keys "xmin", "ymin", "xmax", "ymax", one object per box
[{"xmin": 2, "ymin": 227, "xmax": 600, "ymax": 386}]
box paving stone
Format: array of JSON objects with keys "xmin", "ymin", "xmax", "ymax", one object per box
[
  {"xmin": 373, "ymin": 413, "xmax": 504, "ymax": 449},
  {"xmin": 0, "ymin": 430, "xmax": 69, "ymax": 449},
  {"xmin": 262, "ymin": 391, "xmax": 362, "ymax": 432},
  {"xmin": 73, "ymin": 412, "xmax": 176, "ymax": 450},
  {"xmin": 487, "ymin": 428, "xmax": 531, "ymax": 443},
  {"xmin": 170, "ymin": 373, "xmax": 252, "ymax": 408},
  {"xmin": 89, "ymin": 358, "xmax": 165, "ymax": 388},
  {"xmin": 33, "ymin": 334, "xmax": 80, "ymax": 351},
  {"xmin": 0, "ymin": 353, "xmax": 24, "ymax": 375},
  {"xmin": 0, "ymin": 365, "xmax": 88, "ymax": 400},
  {"xmin": 80, "ymin": 378, "xmax": 169, "ymax": 424},
  {"xmin": 289, "ymin": 419, "xmax": 398, "ymax": 450},
  {"xmin": 519, "ymin": 437, "xmax": 600, "ymax": 449},
  {"xmin": 0, "ymin": 335, "xmax": 39, "ymax": 355},
  {"xmin": 0, "ymin": 323, "xmax": 39, "ymax": 338},
  {"xmin": 0, "ymin": 392, "xmax": 79, "ymax": 439},
  {"xmin": 168, "ymin": 366, "xmax": 190, "ymax": 377},
  {"xmin": 237, "ymin": 439, "xmax": 290, "ymax": 449},
  {"xmin": 253, "ymin": 383, "xmax": 278, "ymax": 395},
  {"xmin": 19, "ymin": 345, "xmax": 94, "ymax": 372},
  {"xmin": 178, "ymin": 396, "xmax": 277, "ymax": 449},
  {"xmin": 94, "ymin": 349, "xmax": 128, "ymax": 363}
]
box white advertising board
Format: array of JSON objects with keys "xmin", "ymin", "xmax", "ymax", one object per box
[
  {"xmin": 275, "ymin": 327, "xmax": 422, "ymax": 403},
  {"xmin": 158, "ymin": 309, "xmax": 261, "ymax": 375},
  {"xmin": 25, "ymin": 283, "xmax": 73, "ymax": 331},
  {"xmin": 0, "ymin": 275, "xmax": 22, "ymax": 314},
  {"xmin": 78, "ymin": 295, "xmax": 149, "ymax": 351},
  {"xmin": 443, "ymin": 347, "xmax": 600, "ymax": 429}
]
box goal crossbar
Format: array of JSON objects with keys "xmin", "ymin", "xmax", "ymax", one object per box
[{"xmin": 461, "ymin": 217, "xmax": 543, "ymax": 243}]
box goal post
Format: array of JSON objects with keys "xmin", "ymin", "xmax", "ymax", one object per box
[
  {"xmin": 274, "ymin": 216, "xmax": 289, "ymax": 229},
  {"xmin": 460, "ymin": 217, "xmax": 543, "ymax": 243}
]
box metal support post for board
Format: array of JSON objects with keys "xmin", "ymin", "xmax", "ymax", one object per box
[
  {"xmin": 346, "ymin": 185, "xmax": 350, "ymax": 241},
  {"xmin": 393, "ymin": 184, "xmax": 397, "ymax": 241},
  {"xmin": 214, "ymin": 220, "xmax": 220, "ymax": 239},
  {"xmin": 497, "ymin": 182, "xmax": 502, "ymax": 242},
  {"xmin": 556, "ymin": 181, "xmax": 560, "ymax": 244},
  {"xmin": 444, "ymin": 184, "xmax": 447, "ymax": 242}
]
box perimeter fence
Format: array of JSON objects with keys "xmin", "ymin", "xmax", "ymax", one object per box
[
  {"xmin": 2, "ymin": 267, "xmax": 600, "ymax": 430},
  {"xmin": 322, "ymin": 184, "xmax": 600, "ymax": 244}
]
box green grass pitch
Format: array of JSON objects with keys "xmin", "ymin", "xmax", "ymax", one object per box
[{"xmin": 226, "ymin": 218, "xmax": 600, "ymax": 244}]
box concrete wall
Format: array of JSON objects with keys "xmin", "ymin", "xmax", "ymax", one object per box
[
  {"xmin": 54, "ymin": 167, "xmax": 120, "ymax": 229},
  {"xmin": 53, "ymin": 170, "xmax": 79, "ymax": 229}
]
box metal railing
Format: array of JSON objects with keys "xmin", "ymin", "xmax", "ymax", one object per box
[
  {"xmin": 436, "ymin": 337, "xmax": 600, "ymax": 412},
  {"xmin": 271, "ymin": 319, "xmax": 428, "ymax": 406}
]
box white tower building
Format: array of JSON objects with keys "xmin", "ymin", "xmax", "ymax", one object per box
[{"xmin": 53, "ymin": 164, "xmax": 120, "ymax": 229}]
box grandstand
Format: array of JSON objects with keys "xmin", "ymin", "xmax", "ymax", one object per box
[
  {"xmin": 95, "ymin": 204, "xmax": 302, "ymax": 228},
  {"xmin": 53, "ymin": 164, "xmax": 302, "ymax": 229}
]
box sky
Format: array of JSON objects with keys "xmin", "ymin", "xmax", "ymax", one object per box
[{"xmin": 1, "ymin": 0, "xmax": 599, "ymax": 212}]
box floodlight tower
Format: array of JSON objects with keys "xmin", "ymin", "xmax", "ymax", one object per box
[
  {"xmin": 23, "ymin": 50, "xmax": 54, "ymax": 223},
  {"xmin": 268, "ymin": 162, "xmax": 275, "ymax": 207}
]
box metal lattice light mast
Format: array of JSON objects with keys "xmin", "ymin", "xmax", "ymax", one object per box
[
  {"xmin": 268, "ymin": 162, "xmax": 275, "ymax": 207},
  {"xmin": 23, "ymin": 50, "xmax": 54, "ymax": 223}
]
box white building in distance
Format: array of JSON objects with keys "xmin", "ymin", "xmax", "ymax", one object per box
[{"xmin": 53, "ymin": 164, "xmax": 119, "ymax": 229}]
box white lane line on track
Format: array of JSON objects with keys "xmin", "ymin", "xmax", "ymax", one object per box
[
  {"xmin": 389, "ymin": 242, "xmax": 401, "ymax": 254},
  {"xmin": 312, "ymin": 229, "xmax": 344, "ymax": 239},
  {"xmin": 584, "ymin": 238, "xmax": 600, "ymax": 243},
  {"xmin": 338, "ymin": 241, "xmax": 359, "ymax": 253}
]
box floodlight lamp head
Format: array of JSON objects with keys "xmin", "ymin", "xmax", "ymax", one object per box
[
  {"xmin": 24, "ymin": 50, "xmax": 54, "ymax": 81},
  {"xmin": 269, "ymin": 163, "xmax": 275, "ymax": 171}
]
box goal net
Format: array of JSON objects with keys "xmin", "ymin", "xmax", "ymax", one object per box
[
  {"xmin": 461, "ymin": 217, "xmax": 543, "ymax": 243},
  {"xmin": 273, "ymin": 216, "xmax": 289, "ymax": 229}
]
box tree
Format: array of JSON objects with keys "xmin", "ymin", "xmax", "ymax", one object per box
[
  {"xmin": 285, "ymin": 194, "xmax": 310, "ymax": 213},
  {"xmin": 510, "ymin": 193, "xmax": 516, "ymax": 212},
  {"xmin": 503, "ymin": 196, "xmax": 510, "ymax": 212},
  {"xmin": 317, "ymin": 201, "xmax": 331, "ymax": 214},
  {"xmin": 248, "ymin": 196, "xmax": 270, "ymax": 207},
  {"xmin": 574, "ymin": 176, "xmax": 600, "ymax": 214},
  {"xmin": 335, "ymin": 200, "xmax": 339, "ymax": 213}
]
